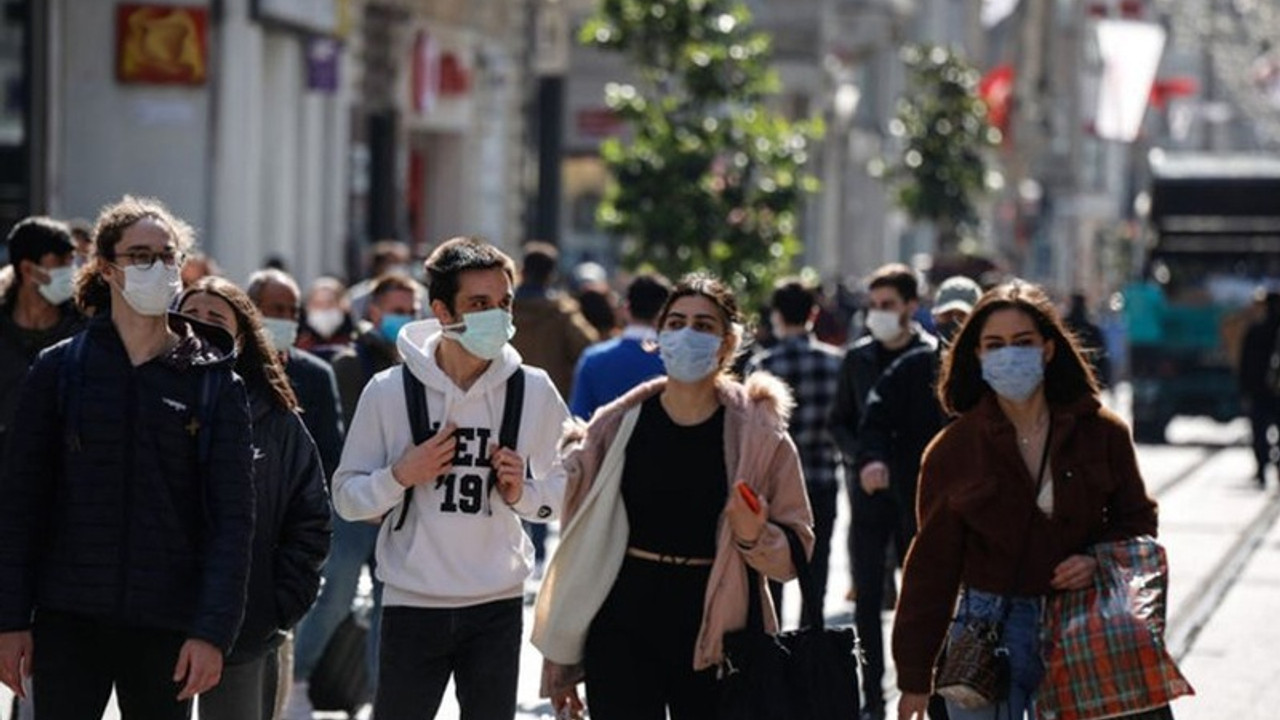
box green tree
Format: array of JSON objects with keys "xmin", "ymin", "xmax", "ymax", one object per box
[
  {"xmin": 583, "ymin": 0, "xmax": 822, "ymax": 307},
  {"xmin": 885, "ymin": 45, "xmax": 1000, "ymax": 260}
]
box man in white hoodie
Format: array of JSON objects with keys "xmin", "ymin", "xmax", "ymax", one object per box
[{"xmin": 331, "ymin": 236, "xmax": 570, "ymax": 720}]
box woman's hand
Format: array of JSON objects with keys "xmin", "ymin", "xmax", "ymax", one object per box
[
  {"xmin": 550, "ymin": 686, "xmax": 585, "ymax": 720},
  {"xmin": 1051, "ymin": 553, "xmax": 1098, "ymax": 591},
  {"xmin": 726, "ymin": 480, "xmax": 768, "ymax": 547},
  {"xmin": 898, "ymin": 691, "xmax": 930, "ymax": 720}
]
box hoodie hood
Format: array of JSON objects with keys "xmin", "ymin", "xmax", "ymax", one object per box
[{"xmin": 397, "ymin": 317, "xmax": 524, "ymax": 399}]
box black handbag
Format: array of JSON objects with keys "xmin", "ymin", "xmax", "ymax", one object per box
[{"xmin": 719, "ymin": 524, "xmax": 861, "ymax": 720}]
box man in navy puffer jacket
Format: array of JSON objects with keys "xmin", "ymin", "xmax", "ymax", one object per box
[{"xmin": 0, "ymin": 196, "xmax": 254, "ymax": 720}]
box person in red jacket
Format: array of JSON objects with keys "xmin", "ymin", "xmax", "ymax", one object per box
[{"xmin": 894, "ymin": 280, "xmax": 1158, "ymax": 720}]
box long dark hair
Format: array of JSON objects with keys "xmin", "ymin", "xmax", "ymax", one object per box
[
  {"xmin": 938, "ymin": 280, "xmax": 1099, "ymax": 416},
  {"xmin": 177, "ymin": 277, "xmax": 299, "ymax": 413},
  {"xmin": 75, "ymin": 196, "xmax": 195, "ymax": 314}
]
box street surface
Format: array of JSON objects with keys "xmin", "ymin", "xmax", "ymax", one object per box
[{"xmin": 0, "ymin": 386, "xmax": 1269, "ymax": 719}]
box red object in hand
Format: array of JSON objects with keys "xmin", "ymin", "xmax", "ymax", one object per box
[{"xmin": 737, "ymin": 483, "xmax": 761, "ymax": 513}]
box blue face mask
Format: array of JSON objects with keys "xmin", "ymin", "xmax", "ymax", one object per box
[
  {"xmin": 658, "ymin": 327, "xmax": 723, "ymax": 383},
  {"xmin": 981, "ymin": 345, "xmax": 1046, "ymax": 402},
  {"xmin": 444, "ymin": 308, "xmax": 516, "ymax": 361},
  {"xmin": 379, "ymin": 313, "xmax": 413, "ymax": 343}
]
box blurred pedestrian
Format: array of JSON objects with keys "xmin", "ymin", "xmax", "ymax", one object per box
[
  {"xmin": 744, "ymin": 277, "xmax": 843, "ymax": 626},
  {"xmin": 347, "ymin": 240, "xmax": 415, "ymax": 322},
  {"xmin": 576, "ymin": 285, "xmax": 620, "ymax": 340},
  {"xmin": 297, "ymin": 276, "xmax": 356, "ymax": 361},
  {"xmin": 332, "ymin": 236, "xmax": 569, "ymax": 720},
  {"xmin": 285, "ymin": 274, "xmax": 414, "ymax": 720},
  {"xmin": 0, "ymin": 196, "xmax": 254, "ymax": 720},
  {"xmin": 569, "ymin": 272, "xmax": 671, "ymax": 420},
  {"xmin": 0, "ymin": 217, "xmax": 83, "ymax": 466},
  {"xmin": 829, "ymin": 263, "xmax": 937, "ymax": 720},
  {"xmin": 1064, "ymin": 292, "xmax": 1111, "ymax": 389},
  {"xmin": 180, "ymin": 251, "xmax": 222, "ymax": 288},
  {"xmin": 177, "ymin": 278, "xmax": 331, "ymax": 720},
  {"xmin": 534, "ymin": 272, "xmax": 814, "ymax": 720},
  {"xmin": 511, "ymin": 241, "xmax": 599, "ymax": 400},
  {"xmin": 856, "ymin": 274, "xmax": 981, "ymax": 720},
  {"xmin": 247, "ymin": 269, "xmax": 347, "ymax": 479},
  {"xmin": 1239, "ymin": 291, "xmax": 1280, "ymax": 487},
  {"xmin": 894, "ymin": 280, "xmax": 1159, "ymax": 720}
]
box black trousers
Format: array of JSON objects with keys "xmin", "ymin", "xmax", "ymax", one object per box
[
  {"xmin": 852, "ymin": 489, "xmax": 912, "ymax": 712},
  {"xmin": 769, "ymin": 482, "xmax": 838, "ymax": 626},
  {"xmin": 1249, "ymin": 397, "xmax": 1279, "ymax": 480},
  {"xmin": 373, "ymin": 598, "xmax": 523, "ymax": 720},
  {"xmin": 32, "ymin": 609, "xmax": 191, "ymax": 720},
  {"xmin": 584, "ymin": 557, "xmax": 718, "ymax": 720}
]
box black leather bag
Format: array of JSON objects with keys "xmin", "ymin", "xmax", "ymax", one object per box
[{"xmin": 719, "ymin": 525, "xmax": 861, "ymax": 720}]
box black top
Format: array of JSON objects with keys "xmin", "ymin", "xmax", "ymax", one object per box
[{"xmin": 621, "ymin": 395, "xmax": 727, "ymax": 558}]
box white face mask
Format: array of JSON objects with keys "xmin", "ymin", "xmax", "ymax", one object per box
[
  {"xmin": 118, "ymin": 263, "xmax": 181, "ymax": 316},
  {"xmin": 260, "ymin": 317, "xmax": 300, "ymax": 353},
  {"xmin": 307, "ymin": 307, "xmax": 345, "ymax": 338},
  {"xmin": 36, "ymin": 266, "xmax": 76, "ymax": 305},
  {"xmin": 865, "ymin": 309, "xmax": 904, "ymax": 343}
]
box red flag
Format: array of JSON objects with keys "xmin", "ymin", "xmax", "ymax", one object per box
[{"xmin": 979, "ymin": 65, "xmax": 1015, "ymax": 137}]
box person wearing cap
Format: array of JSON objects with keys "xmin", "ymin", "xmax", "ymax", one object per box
[
  {"xmin": 0, "ymin": 217, "xmax": 84, "ymax": 467},
  {"xmin": 853, "ymin": 274, "xmax": 982, "ymax": 720}
]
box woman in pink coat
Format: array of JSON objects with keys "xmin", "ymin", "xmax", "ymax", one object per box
[{"xmin": 532, "ymin": 272, "xmax": 815, "ymax": 720}]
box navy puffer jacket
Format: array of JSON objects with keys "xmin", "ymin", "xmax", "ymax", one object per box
[
  {"xmin": 0, "ymin": 313, "xmax": 254, "ymax": 652},
  {"xmin": 228, "ymin": 389, "xmax": 331, "ymax": 665}
]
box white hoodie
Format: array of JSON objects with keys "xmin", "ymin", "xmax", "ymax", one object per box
[{"xmin": 332, "ymin": 318, "xmax": 569, "ymax": 608}]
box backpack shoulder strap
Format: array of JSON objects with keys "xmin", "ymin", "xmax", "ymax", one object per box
[
  {"xmin": 486, "ymin": 368, "xmax": 525, "ymax": 514},
  {"xmin": 58, "ymin": 331, "xmax": 92, "ymax": 452},
  {"xmin": 393, "ymin": 366, "xmax": 433, "ymax": 530},
  {"xmin": 196, "ymin": 369, "xmax": 225, "ymax": 465}
]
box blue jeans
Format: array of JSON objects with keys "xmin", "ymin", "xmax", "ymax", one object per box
[
  {"xmin": 945, "ymin": 589, "xmax": 1045, "ymax": 720},
  {"xmin": 293, "ymin": 516, "xmax": 383, "ymax": 683}
]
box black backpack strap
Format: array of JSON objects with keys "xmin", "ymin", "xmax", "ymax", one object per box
[
  {"xmin": 394, "ymin": 366, "xmax": 434, "ymax": 530},
  {"xmin": 58, "ymin": 331, "xmax": 91, "ymax": 452},
  {"xmin": 486, "ymin": 368, "xmax": 525, "ymax": 515},
  {"xmin": 196, "ymin": 369, "xmax": 225, "ymax": 464}
]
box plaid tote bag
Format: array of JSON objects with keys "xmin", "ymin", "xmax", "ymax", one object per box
[{"xmin": 1036, "ymin": 536, "xmax": 1194, "ymax": 720}]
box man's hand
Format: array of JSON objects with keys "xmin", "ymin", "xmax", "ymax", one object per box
[
  {"xmin": 1051, "ymin": 554, "xmax": 1098, "ymax": 591},
  {"xmin": 0, "ymin": 630, "xmax": 32, "ymax": 699},
  {"xmin": 173, "ymin": 638, "xmax": 223, "ymax": 701},
  {"xmin": 492, "ymin": 446, "xmax": 526, "ymax": 505},
  {"xmin": 860, "ymin": 461, "xmax": 890, "ymax": 495},
  {"xmin": 392, "ymin": 423, "xmax": 457, "ymax": 488},
  {"xmin": 726, "ymin": 481, "xmax": 768, "ymax": 547},
  {"xmin": 898, "ymin": 691, "xmax": 929, "ymax": 720}
]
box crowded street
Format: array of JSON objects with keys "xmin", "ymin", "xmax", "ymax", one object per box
[{"xmin": 0, "ymin": 387, "xmax": 1262, "ymax": 720}]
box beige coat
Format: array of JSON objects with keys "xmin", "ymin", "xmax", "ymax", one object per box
[{"xmin": 533, "ymin": 373, "xmax": 815, "ymax": 696}]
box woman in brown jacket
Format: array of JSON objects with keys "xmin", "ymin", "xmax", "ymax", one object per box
[
  {"xmin": 532, "ymin": 272, "xmax": 814, "ymax": 720},
  {"xmin": 894, "ymin": 281, "xmax": 1158, "ymax": 720}
]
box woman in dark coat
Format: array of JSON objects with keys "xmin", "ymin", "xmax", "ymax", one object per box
[{"xmin": 179, "ymin": 277, "xmax": 332, "ymax": 720}]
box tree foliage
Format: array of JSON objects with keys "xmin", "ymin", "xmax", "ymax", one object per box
[
  {"xmin": 583, "ymin": 0, "xmax": 822, "ymax": 306},
  {"xmin": 886, "ymin": 45, "xmax": 1000, "ymax": 258}
]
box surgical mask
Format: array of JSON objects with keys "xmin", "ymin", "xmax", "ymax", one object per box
[
  {"xmin": 37, "ymin": 266, "xmax": 75, "ymax": 305},
  {"xmin": 379, "ymin": 313, "xmax": 414, "ymax": 344},
  {"xmin": 307, "ymin": 307, "xmax": 345, "ymax": 338},
  {"xmin": 865, "ymin": 309, "xmax": 904, "ymax": 343},
  {"xmin": 981, "ymin": 346, "xmax": 1046, "ymax": 402},
  {"xmin": 658, "ymin": 327, "xmax": 723, "ymax": 383},
  {"xmin": 118, "ymin": 263, "xmax": 181, "ymax": 317},
  {"xmin": 261, "ymin": 317, "xmax": 299, "ymax": 353},
  {"xmin": 443, "ymin": 308, "xmax": 515, "ymax": 360},
  {"xmin": 935, "ymin": 320, "xmax": 961, "ymax": 345}
]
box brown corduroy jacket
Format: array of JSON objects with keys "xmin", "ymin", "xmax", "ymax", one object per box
[{"xmin": 892, "ymin": 392, "xmax": 1158, "ymax": 694}]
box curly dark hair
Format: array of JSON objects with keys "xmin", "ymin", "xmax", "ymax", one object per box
[
  {"xmin": 938, "ymin": 279, "xmax": 1100, "ymax": 416},
  {"xmin": 75, "ymin": 196, "xmax": 195, "ymax": 314},
  {"xmin": 177, "ymin": 277, "xmax": 299, "ymax": 413}
]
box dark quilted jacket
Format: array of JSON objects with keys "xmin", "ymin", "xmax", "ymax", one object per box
[
  {"xmin": 228, "ymin": 390, "xmax": 331, "ymax": 665},
  {"xmin": 0, "ymin": 313, "xmax": 254, "ymax": 652}
]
